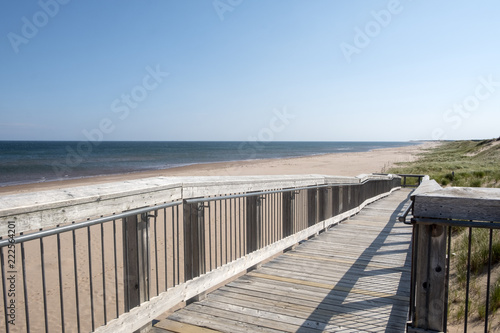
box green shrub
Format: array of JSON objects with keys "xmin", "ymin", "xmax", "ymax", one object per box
[
  {"xmin": 445, "ymin": 173, "xmax": 455, "ymax": 181},
  {"xmin": 470, "ymin": 180, "xmax": 482, "ymax": 187},
  {"xmin": 473, "ymin": 171, "xmax": 486, "ymax": 178}
]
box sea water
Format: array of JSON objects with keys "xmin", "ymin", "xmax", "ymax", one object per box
[{"xmin": 0, "ymin": 141, "xmax": 418, "ymax": 186}]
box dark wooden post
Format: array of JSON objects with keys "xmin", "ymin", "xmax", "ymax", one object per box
[
  {"xmin": 409, "ymin": 223, "xmax": 447, "ymax": 332},
  {"xmin": 282, "ymin": 191, "xmax": 294, "ymax": 238},
  {"xmin": 319, "ymin": 187, "xmax": 331, "ymax": 221},
  {"xmin": 307, "ymin": 188, "xmax": 318, "ymax": 227},
  {"xmin": 338, "ymin": 186, "xmax": 344, "ymax": 214},
  {"xmin": 123, "ymin": 213, "xmax": 149, "ymax": 312},
  {"xmin": 346, "ymin": 185, "xmax": 353, "ymax": 210},
  {"xmin": 409, "ymin": 180, "xmax": 449, "ymax": 333},
  {"xmin": 184, "ymin": 201, "xmax": 205, "ymax": 281},
  {"xmin": 331, "ymin": 186, "xmax": 339, "ymax": 217},
  {"xmin": 246, "ymin": 195, "xmax": 261, "ymax": 253}
]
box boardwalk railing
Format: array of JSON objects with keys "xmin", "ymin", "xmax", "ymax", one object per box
[
  {"xmin": 406, "ymin": 179, "xmax": 500, "ymax": 332},
  {"xmin": 0, "ymin": 174, "xmax": 401, "ymax": 333},
  {"xmin": 398, "ymin": 174, "xmax": 427, "ymax": 188}
]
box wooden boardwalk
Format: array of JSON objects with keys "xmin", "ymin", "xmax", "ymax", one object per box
[{"xmin": 154, "ymin": 189, "xmax": 413, "ymax": 333}]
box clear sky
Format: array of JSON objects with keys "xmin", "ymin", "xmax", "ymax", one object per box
[{"xmin": 1, "ymin": 0, "xmax": 499, "ymax": 142}]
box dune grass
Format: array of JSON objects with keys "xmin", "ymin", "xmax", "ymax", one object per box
[{"xmin": 389, "ymin": 138, "xmax": 500, "ymax": 188}]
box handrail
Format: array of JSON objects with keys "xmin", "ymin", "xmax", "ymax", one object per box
[
  {"xmin": 397, "ymin": 176, "xmax": 436, "ymax": 223},
  {"xmin": 398, "ymin": 173, "xmax": 427, "ymax": 188},
  {"xmin": 397, "ymin": 203, "xmax": 413, "ymax": 223},
  {"xmin": 182, "ymin": 182, "xmax": 379, "ymax": 204},
  {"xmin": 0, "ymin": 200, "xmax": 183, "ymax": 247}
]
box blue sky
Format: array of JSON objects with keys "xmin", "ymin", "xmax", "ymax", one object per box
[{"xmin": 1, "ymin": 0, "xmax": 499, "ymax": 141}]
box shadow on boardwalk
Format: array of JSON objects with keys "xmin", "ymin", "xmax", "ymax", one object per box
[{"xmin": 296, "ymin": 191, "xmax": 412, "ymax": 332}]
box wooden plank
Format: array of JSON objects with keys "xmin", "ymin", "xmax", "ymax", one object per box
[
  {"xmin": 247, "ymin": 272, "xmax": 409, "ymax": 302},
  {"xmin": 284, "ymin": 252, "xmax": 410, "ymax": 271},
  {"xmin": 291, "ymin": 248, "xmax": 411, "ymax": 267},
  {"xmin": 217, "ymin": 283, "xmax": 409, "ymax": 320},
  {"xmin": 265, "ymin": 255, "xmax": 410, "ymax": 279},
  {"xmin": 297, "ymin": 242, "xmax": 408, "ymax": 258},
  {"xmin": 155, "ymin": 318, "xmax": 221, "ymax": 333},
  {"xmin": 169, "ymin": 307, "xmax": 281, "ymax": 333},
  {"xmin": 410, "ymin": 179, "xmax": 441, "ymax": 199},
  {"xmin": 253, "ymin": 265, "xmax": 409, "ymax": 295},
  {"xmin": 413, "ymin": 187, "xmax": 500, "ymax": 222},
  {"xmin": 196, "ymin": 299, "xmax": 330, "ymax": 332},
  {"xmin": 228, "ymin": 275, "xmax": 409, "ymax": 310},
  {"xmin": 303, "ymin": 235, "xmax": 412, "ymax": 247},
  {"xmin": 202, "ymin": 295, "xmax": 389, "ymax": 332},
  {"xmin": 215, "ymin": 285, "xmax": 406, "ymax": 332},
  {"xmin": 185, "ymin": 303, "xmax": 313, "ymax": 333}
]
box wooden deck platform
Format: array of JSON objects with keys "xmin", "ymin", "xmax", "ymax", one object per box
[{"xmin": 154, "ymin": 189, "xmax": 413, "ymax": 333}]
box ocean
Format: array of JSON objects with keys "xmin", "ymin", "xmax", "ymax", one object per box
[{"xmin": 0, "ymin": 141, "xmax": 419, "ymax": 187}]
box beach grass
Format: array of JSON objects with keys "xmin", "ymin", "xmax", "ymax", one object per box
[{"xmin": 389, "ymin": 138, "xmax": 500, "ymax": 188}]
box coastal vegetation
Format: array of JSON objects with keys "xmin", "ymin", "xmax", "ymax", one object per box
[
  {"xmin": 389, "ymin": 138, "xmax": 500, "ymax": 188},
  {"xmin": 390, "ymin": 138, "xmax": 500, "ymax": 329}
]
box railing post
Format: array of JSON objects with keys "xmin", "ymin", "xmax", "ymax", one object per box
[
  {"xmin": 184, "ymin": 201, "xmax": 205, "ymax": 281},
  {"xmin": 331, "ymin": 186, "xmax": 339, "ymax": 217},
  {"xmin": 319, "ymin": 187, "xmax": 332, "ymax": 221},
  {"xmin": 123, "ymin": 213, "xmax": 150, "ymax": 312},
  {"xmin": 246, "ymin": 195, "xmax": 261, "ymax": 253},
  {"xmin": 409, "ymin": 222, "xmax": 447, "ymax": 332},
  {"xmin": 307, "ymin": 188, "xmax": 318, "ymax": 227},
  {"xmin": 282, "ymin": 191, "xmax": 294, "ymax": 237},
  {"xmin": 338, "ymin": 186, "xmax": 344, "ymax": 214}
]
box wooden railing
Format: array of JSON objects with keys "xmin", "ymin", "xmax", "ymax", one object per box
[
  {"xmin": 0, "ymin": 174, "xmax": 401, "ymax": 333},
  {"xmin": 406, "ymin": 179, "xmax": 500, "ymax": 332},
  {"xmin": 398, "ymin": 173, "xmax": 427, "ymax": 188}
]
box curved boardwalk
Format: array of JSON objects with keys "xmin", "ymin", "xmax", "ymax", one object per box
[{"xmin": 155, "ymin": 189, "xmax": 413, "ymax": 333}]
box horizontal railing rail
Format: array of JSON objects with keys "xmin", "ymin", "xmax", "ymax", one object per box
[
  {"xmin": 397, "ymin": 175, "xmax": 431, "ymax": 223},
  {"xmin": 0, "ymin": 201, "xmax": 183, "ymax": 248},
  {"xmin": 0, "ymin": 174, "xmax": 401, "ymax": 333},
  {"xmin": 398, "ymin": 173, "xmax": 427, "ymax": 188},
  {"xmin": 407, "ymin": 182, "xmax": 500, "ymax": 333}
]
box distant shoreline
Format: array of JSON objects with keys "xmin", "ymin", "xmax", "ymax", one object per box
[
  {"xmin": 0, "ymin": 141, "xmax": 421, "ymax": 188},
  {"xmin": 0, "ymin": 141, "xmax": 439, "ymax": 195}
]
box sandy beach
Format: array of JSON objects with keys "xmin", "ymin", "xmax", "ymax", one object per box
[{"xmin": 0, "ymin": 141, "xmax": 438, "ymax": 195}]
